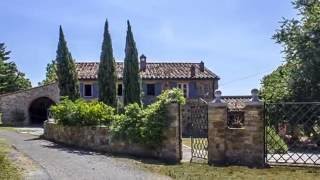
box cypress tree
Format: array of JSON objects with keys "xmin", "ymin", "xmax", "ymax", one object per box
[
  {"xmin": 98, "ymin": 19, "xmax": 117, "ymax": 107},
  {"xmin": 123, "ymin": 20, "xmax": 141, "ymax": 105},
  {"xmin": 55, "ymin": 26, "xmax": 80, "ymax": 100}
]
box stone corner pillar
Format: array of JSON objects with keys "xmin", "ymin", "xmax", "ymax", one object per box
[
  {"xmin": 208, "ymin": 101, "xmax": 228, "ymax": 165},
  {"xmin": 160, "ymin": 103, "xmax": 181, "ymax": 163},
  {"xmin": 242, "ymin": 89, "xmax": 265, "ymax": 167}
]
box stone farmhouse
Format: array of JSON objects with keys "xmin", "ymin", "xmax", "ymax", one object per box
[
  {"xmin": 77, "ymin": 55, "xmax": 219, "ymax": 104},
  {"xmin": 0, "ymin": 55, "xmax": 219, "ymax": 128}
]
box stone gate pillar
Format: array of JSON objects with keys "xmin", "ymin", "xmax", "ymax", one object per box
[
  {"xmin": 208, "ymin": 89, "xmax": 265, "ymax": 167},
  {"xmin": 208, "ymin": 90, "xmax": 228, "ymax": 165}
]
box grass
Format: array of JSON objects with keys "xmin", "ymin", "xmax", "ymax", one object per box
[
  {"xmin": 0, "ymin": 138, "xmax": 21, "ymax": 180},
  {"xmin": 139, "ymin": 162, "xmax": 320, "ymax": 180}
]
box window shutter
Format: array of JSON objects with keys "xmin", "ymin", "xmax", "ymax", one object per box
[
  {"xmin": 189, "ymin": 81, "xmax": 197, "ymax": 98},
  {"xmin": 93, "ymin": 82, "xmax": 99, "ymax": 98},
  {"xmin": 79, "ymin": 83, "xmax": 84, "ymax": 97},
  {"xmin": 142, "ymin": 83, "xmax": 147, "ymax": 96},
  {"xmin": 155, "ymin": 83, "xmax": 162, "ymax": 96}
]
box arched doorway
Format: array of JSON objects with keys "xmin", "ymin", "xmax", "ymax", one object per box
[{"xmin": 29, "ymin": 97, "xmax": 55, "ymax": 125}]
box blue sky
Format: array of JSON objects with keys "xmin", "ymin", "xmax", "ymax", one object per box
[{"xmin": 1, "ymin": 0, "xmax": 296, "ymax": 95}]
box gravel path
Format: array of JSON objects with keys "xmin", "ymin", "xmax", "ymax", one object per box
[{"xmin": 0, "ymin": 130, "xmax": 169, "ymax": 180}]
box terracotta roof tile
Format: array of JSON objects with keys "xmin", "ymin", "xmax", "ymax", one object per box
[
  {"xmin": 222, "ymin": 96, "xmax": 252, "ymax": 109},
  {"xmin": 76, "ymin": 61, "xmax": 219, "ymax": 80}
]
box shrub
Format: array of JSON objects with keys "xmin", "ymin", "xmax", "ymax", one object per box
[
  {"xmin": 51, "ymin": 89, "xmax": 185, "ymax": 147},
  {"xmin": 111, "ymin": 88, "xmax": 185, "ymax": 147},
  {"xmin": 267, "ymin": 127, "xmax": 289, "ymax": 154},
  {"xmin": 50, "ymin": 98, "xmax": 115, "ymax": 126}
]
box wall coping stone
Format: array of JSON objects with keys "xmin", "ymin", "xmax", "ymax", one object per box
[
  {"xmin": 244, "ymin": 101, "xmax": 264, "ymax": 107},
  {"xmin": 209, "ymin": 102, "xmax": 228, "ymax": 107}
]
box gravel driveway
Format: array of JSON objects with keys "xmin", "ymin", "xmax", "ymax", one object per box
[{"xmin": 0, "ymin": 129, "xmax": 169, "ymax": 180}]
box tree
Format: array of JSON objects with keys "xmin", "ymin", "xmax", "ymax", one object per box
[
  {"xmin": 39, "ymin": 60, "xmax": 57, "ymax": 86},
  {"xmin": 0, "ymin": 43, "xmax": 31, "ymax": 94},
  {"xmin": 123, "ymin": 21, "xmax": 141, "ymax": 105},
  {"xmin": 261, "ymin": 62, "xmax": 296, "ymax": 102},
  {"xmin": 270, "ymin": 0, "xmax": 320, "ymax": 102},
  {"xmin": 261, "ymin": 0, "xmax": 320, "ymax": 137},
  {"xmin": 55, "ymin": 26, "xmax": 80, "ymax": 100},
  {"xmin": 98, "ymin": 19, "xmax": 117, "ymax": 107}
]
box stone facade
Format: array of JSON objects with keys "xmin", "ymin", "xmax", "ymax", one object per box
[
  {"xmin": 208, "ymin": 100, "xmax": 265, "ymax": 167},
  {"xmin": 0, "ymin": 83, "xmax": 60, "ymax": 125},
  {"xmin": 43, "ymin": 103, "xmax": 181, "ymax": 163},
  {"xmin": 79, "ymin": 79, "xmax": 217, "ymax": 105}
]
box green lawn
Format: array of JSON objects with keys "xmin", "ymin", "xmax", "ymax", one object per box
[
  {"xmin": 140, "ymin": 162, "xmax": 320, "ymax": 180},
  {"xmin": 0, "ymin": 138, "xmax": 21, "ymax": 180},
  {"xmin": 178, "ymin": 137, "xmax": 319, "ymax": 179}
]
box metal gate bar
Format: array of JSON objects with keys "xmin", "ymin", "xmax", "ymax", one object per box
[
  {"xmin": 265, "ymin": 102, "xmax": 320, "ymax": 166},
  {"xmin": 190, "ymin": 99, "xmax": 208, "ymax": 161}
]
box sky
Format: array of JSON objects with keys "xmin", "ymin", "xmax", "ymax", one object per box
[{"xmin": 1, "ymin": 0, "xmax": 297, "ymax": 95}]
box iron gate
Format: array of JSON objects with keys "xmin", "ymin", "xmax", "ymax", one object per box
[
  {"xmin": 265, "ymin": 102, "xmax": 320, "ymax": 166},
  {"xmin": 190, "ymin": 99, "xmax": 208, "ymax": 161}
]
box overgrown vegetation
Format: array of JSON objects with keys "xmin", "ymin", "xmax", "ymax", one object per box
[
  {"xmin": 266, "ymin": 127, "xmax": 288, "ymax": 154},
  {"xmin": 50, "ymin": 98, "xmax": 116, "ymax": 126},
  {"xmin": 50, "ymin": 89, "xmax": 185, "ymax": 147},
  {"xmin": 0, "ymin": 139, "xmax": 21, "ymax": 180},
  {"xmin": 261, "ymin": 0, "xmax": 320, "ymax": 102},
  {"xmin": 111, "ymin": 89, "xmax": 185, "ymax": 147}
]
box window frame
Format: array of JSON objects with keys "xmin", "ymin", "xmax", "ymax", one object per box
[
  {"xmin": 83, "ymin": 83, "xmax": 93, "ymax": 97},
  {"xmin": 177, "ymin": 83, "xmax": 189, "ymax": 98}
]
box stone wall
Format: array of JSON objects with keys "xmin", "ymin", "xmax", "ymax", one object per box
[
  {"xmin": 0, "ymin": 83, "xmax": 60, "ymax": 125},
  {"xmin": 43, "ymin": 103, "xmax": 181, "ymax": 163},
  {"xmin": 208, "ymin": 99, "xmax": 265, "ymax": 167}
]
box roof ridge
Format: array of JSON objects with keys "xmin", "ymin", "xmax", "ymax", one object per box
[{"xmin": 75, "ymin": 61, "xmax": 202, "ymax": 64}]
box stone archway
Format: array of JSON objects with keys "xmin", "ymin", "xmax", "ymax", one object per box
[{"xmin": 28, "ymin": 97, "xmax": 55, "ymax": 125}]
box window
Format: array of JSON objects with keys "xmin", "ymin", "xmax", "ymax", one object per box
[
  {"xmin": 117, "ymin": 84, "xmax": 123, "ymax": 96},
  {"xmin": 177, "ymin": 83, "xmax": 188, "ymax": 98},
  {"xmin": 147, "ymin": 84, "xmax": 155, "ymax": 96},
  {"xmin": 84, "ymin": 84, "xmax": 93, "ymax": 97}
]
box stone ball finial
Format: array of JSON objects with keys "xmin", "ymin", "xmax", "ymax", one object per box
[
  {"xmin": 251, "ymin": 88, "xmax": 259, "ymax": 102},
  {"xmin": 213, "ymin": 89, "xmax": 222, "ymax": 103}
]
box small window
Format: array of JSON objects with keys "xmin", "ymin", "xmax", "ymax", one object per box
[
  {"xmin": 117, "ymin": 84, "xmax": 123, "ymax": 96},
  {"xmin": 147, "ymin": 84, "xmax": 155, "ymax": 96},
  {"xmin": 177, "ymin": 83, "xmax": 189, "ymax": 98},
  {"xmin": 84, "ymin": 84, "xmax": 93, "ymax": 97}
]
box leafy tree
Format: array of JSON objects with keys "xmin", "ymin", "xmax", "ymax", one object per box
[
  {"xmin": 0, "ymin": 43, "xmax": 31, "ymax": 94},
  {"xmin": 270, "ymin": 0, "xmax": 320, "ymax": 102},
  {"xmin": 98, "ymin": 19, "xmax": 117, "ymax": 107},
  {"xmin": 55, "ymin": 26, "xmax": 80, "ymax": 100},
  {"xmin": 39, "ymin": 60, "xmax": 57, "ymax": 86},
  {"xmin": 123, "ymin": 21, "xmax": 141, "ymax": 105},
  {"xmin": 262, "ymin": 0, "xmax": 320, "ymax": 138},
  {"xmin": 261, "ymin": 62, "xmax": 296, "ymax": 102}
]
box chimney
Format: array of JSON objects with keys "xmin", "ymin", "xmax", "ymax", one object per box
[
  {"xmin": 200, "ymin": 61, "xmax": 204, "ymax": 72},
  {"xmin": 140, "ymin": 54, "xmax": 147, "ymax": 71},
  {"xmin": 191, "ymin": 65, "xmax": 196, "ymax": 77}
]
